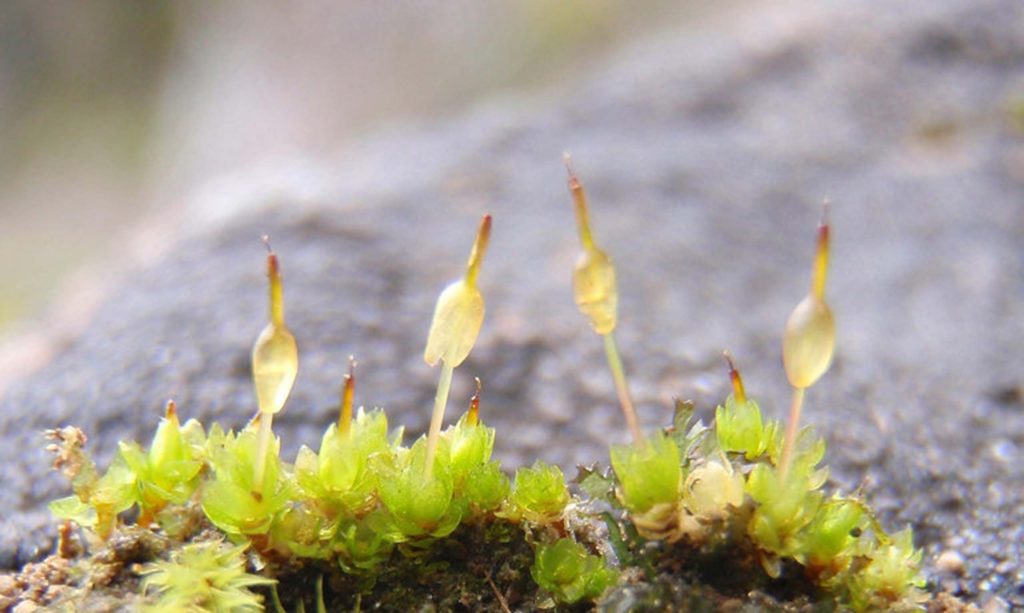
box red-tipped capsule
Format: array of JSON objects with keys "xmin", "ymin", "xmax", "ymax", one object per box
[
  {"xmin": 252, "ymin": 237, "xmax": 299, "ymax": 416},
  {"xmin": 565, "ymin": 155, "xmax": 618, "ymax": 335},
  {"xmin": 723, "ymin": 351, "xmax": 747, "ymax": 403},
  {"xmin": 782, "ymin": 210, "xmax": 835, "ymax": 389},
  {"xmin": 424, "ymin": 215, "xmax": 492, "ymax": 367}
]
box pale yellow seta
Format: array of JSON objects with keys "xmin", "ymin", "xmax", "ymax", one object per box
[
  {"xmin": 251, "ymin": 238, "xmax": 298, "ymax": 495},
  {"xmin": 779, "ymin": 210, "xmax": 835, "ymax": 478},
  {"xmin": 564, "ymin": 155, "xmax": 641, "ymax": 445},
  {"xmin": 423, "ymin": 215, "xmax": 492, "ymax": 479}
]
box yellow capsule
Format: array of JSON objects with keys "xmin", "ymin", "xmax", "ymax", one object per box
[
  {"xmin": 424, "ymin": 215, "xmax": 491, "ymax": 368},
  {"xmin": 574, "ymin": 248, "xmax": 618, "ymax": 335},
  {"xmin": 252, "ymin": 241, "xmax": 298, "ymax": 415},
  {"xmin": 782, "ymin": 216, "xmax": 834, "ymax": 389},
  {"xmin": 565, "ymin": 156, "xmax": 618, "ymax": 335}
]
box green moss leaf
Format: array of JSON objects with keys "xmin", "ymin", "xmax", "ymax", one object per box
[
  {"xmin": 610, "ymin": 431, "xmax": 681, "ymax": 515},
  {"xmin": 503, "ymin": 461, "xmax": 570, "ymax": 524},
  {"xmin": 531, "ymin": 538, "xmax": 618, "ymax": 605}
]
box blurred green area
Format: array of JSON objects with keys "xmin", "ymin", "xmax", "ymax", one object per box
[{"xmin": 0, "ymin": 0, "xmax": 722, "ymax": 330}]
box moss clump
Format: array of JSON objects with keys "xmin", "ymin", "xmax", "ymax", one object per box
[{"xmin": 6, "ymin": 159, "xmax": 942, "ymax": 611}]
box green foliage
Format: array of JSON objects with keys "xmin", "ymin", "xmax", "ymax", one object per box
[
  {"xmin": 373, "ymin": 437, "xmax": 466, "ymax": 541},
  {"xmin": 610, "ymin": 431, "xmax": 681, "ymax": 515},
  {"xmin": 47, "ymin": 426, "xmax": 136, "ymax": 539},
  {"xmin": 140, "ymin": 540, "xmax": 274, "ymax": 612},
  {"xmin": 119, "ymin": 407, "xmax": 206, "ymax": 529},
  {"xmin": 845, "ymin": 527, "xmax": 926, "ymax": 612},
  {"xmin": 531, "ymin": 538, "xmax": 618, "ymax": 605},
  {"xmin": 745, "ymin": 429, "xmax": 829, "ymax": 562},
  {"xmin": 49, "ymin": 455, "xmax": 136, "ymax": 540},
  {"xmin": 715, "ymin": 393, "xmax": 781, "ymax": 462},
  {"xmin": 600, "ymin": 392, "xmax": 926, "ymax": 610},
  {"xmin": 45, "ymin": 383, "xmax": 925, "ymax": 612},
  {"xmin": 201, "ymin": 425, "xmax": 292, "ymax": 537},
  {"xmin": 46, "ymin": 388, "xmax": 925, "ymax": 611},
  {"xmin": 502, "ymin": 461, "xmax": 570, "ymax": 524},
  {"xmin": 294, "ymin": 408, "xmax": 394, "ymax": 518}
]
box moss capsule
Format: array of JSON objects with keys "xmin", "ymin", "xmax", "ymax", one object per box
[
  {"xmin": 564, "ymin": 155, "xmax": 640, "ymax": 444},
  {"xmin": 780, "ymin": 210, "xmax": 834, "ymax": 478},
  {"xmin": 782, "ymin": 217, "xmax": 834, "ymax": 390},
  {"xmin": 252, "ymin": 239, "xmax": 298, "ymax": 416},
  {"xmin": 424, "ymin": 215, "xmax": 491, "ymax": 368},
  {"xmin": 251, "ymin": 238, "xmax": 298, "ymax": 494},
  {"xmin": 783, "ymin": 295, "xmax": 835, "ymax": 389},
  {"xmin": 566, "ymin": 156, "xmax": 618, "ymax": 335},
  {"xmin": 423, "ymin": 214, "xmax": 492, "ymax": 479}
]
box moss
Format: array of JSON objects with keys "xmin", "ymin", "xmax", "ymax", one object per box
[{"xmin": 4, "ymin": 162, "xmax": 969, "ymax": 611}]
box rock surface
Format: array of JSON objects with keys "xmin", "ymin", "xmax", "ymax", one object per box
[{"xmin": 1, "ymin": 0, "xmax": 1022, "ymax": 606}]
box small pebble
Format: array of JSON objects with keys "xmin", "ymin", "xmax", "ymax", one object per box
[{"xmin": 935, "ymin": 550, "xmax": 965, "ymax": 575}]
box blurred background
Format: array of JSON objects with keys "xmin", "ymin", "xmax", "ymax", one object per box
[{"xmin": 0, "ymin": 0, "xmax": 744, "ymax": 332}]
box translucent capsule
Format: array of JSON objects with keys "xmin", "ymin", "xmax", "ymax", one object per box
[
  {"xmin": 565, "ymin": 156, "xmax": 619, "ymax": 335},
  {"xmin": 783, "ymin": 295, "xmax": 835, "ymax": 389},
  {"xmin": 424, "ymin": 215, "xmax": 491, "ymax": 368},
  {"xmin": 252, "ymin": 242, "xmax": 298, "ymax": 415},
  {"xmin": 782, "ymin": 215, "xmax": 834, "ymax": 389},
  {"xmin": 574, "ymin": 248, "xmax": 618, "ymax": 335}
]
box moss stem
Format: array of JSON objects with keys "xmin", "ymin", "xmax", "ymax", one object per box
[
  {"xmin": 424, "ymin": 360, "xmax": 455, "ymax": 479},
  {"xmin": 779, "ymin": 386, "xmax": 805, "ymax": 478},
  {"xmin": 603, "ymin": 333, "xmax": 642, "ymax": 445},
  {"xmin": 252, "ymin": 412, "xmax": 274, "ymax": 496}
]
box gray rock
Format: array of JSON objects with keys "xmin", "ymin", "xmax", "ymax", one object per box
[{"xmin": 1, "ymin": 0, "xmax": 1021, "ymax": 605}]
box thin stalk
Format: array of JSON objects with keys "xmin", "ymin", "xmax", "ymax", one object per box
[
  {"xmin": 424, "ymin": 361, "xmax": 455, "ymax": 479},
  {"xmin": 252, "ymin": 412, "xmax": 274, "ymax": 496},
  {"xmin": 603, "ymin": 333, "xmax": 642, "ymax": 445},
  {"xmin": 779, "ymin": 386, "xmax": 806, "ymax": 478}
]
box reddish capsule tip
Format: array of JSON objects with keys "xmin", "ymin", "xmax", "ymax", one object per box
[
  {"xmin": 811, "ymin": 204, "xmax": 831, "ymax": 302},
  {"xmin": 563, "ymin": 153, "xmax": 582, "ymax": 189},
  {"xmin": 723, "ymin": 350, "xmax": 747, "ymax": 403},
  {"xmin": 262, "ymin": 236, "xmax": 280, "ymax": 276},
  {"xmin": 468, "ymin": 376, "xmax": 482, "ymax": 426},
  {"xmin": 165, "ymin": 399, "xmax": 177, "ymax": 420},
  {"xmin": 346, "ymin": 355, "xmax": 357, "ymax": 385}
]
